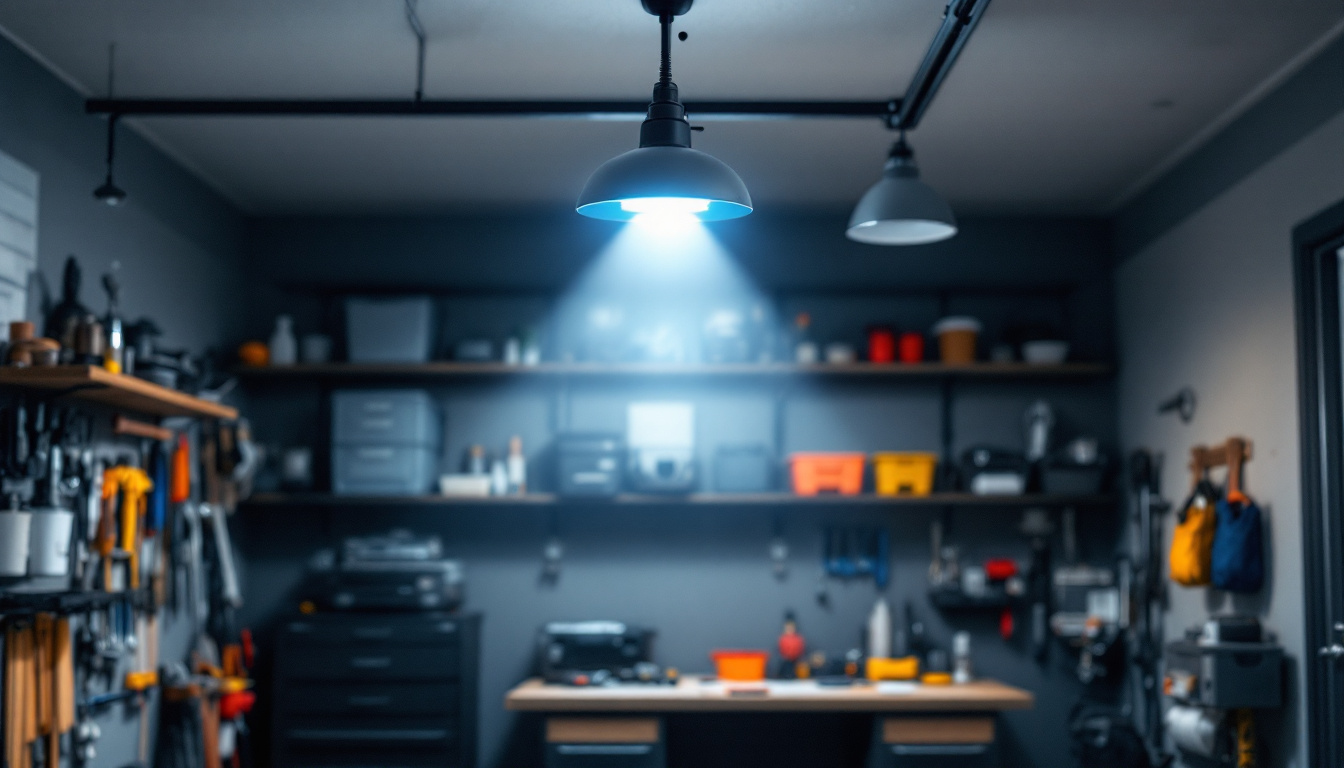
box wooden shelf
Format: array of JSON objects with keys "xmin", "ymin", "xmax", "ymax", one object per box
[
  {"xmin": 0, "ymin": 365, "xmax": 238, "ymax": 420},
  {"xmin": 236, "ymin": 361, "xmax": 1112, "ymax": 382},
  {"xmin": 241, "ymin": 492, "xmax": 1114, "ymax": 509}
]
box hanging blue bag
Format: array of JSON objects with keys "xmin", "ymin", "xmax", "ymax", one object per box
[{"xmin": 1210, "ymin": 496, "xmax": 1264, "ymax": 592}]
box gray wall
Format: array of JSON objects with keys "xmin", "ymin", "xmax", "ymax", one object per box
[
  {"xmin": 238, "ymin": 212, "xmax": 1119, "ymax": 768},
  {"xmin": 0, "ymin": 32, "xmax": 247, "ymax": 768},
  {"xmin": 1114, "ymin": 56, "xmax": 1344, "ymax": 768}
]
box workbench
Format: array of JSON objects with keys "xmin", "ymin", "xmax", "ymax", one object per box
[{"xmin": 506, "ymin": 676, "xmax": 1033, "ymax": 768}]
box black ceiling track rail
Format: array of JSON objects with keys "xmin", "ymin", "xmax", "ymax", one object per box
[
  {"xmin": 892, "ymin": 0, "xmax": 991, "ymax": 130},
  {"xmin": 85, "ymin": 98, "xmax": 894, "ymax": 120}
]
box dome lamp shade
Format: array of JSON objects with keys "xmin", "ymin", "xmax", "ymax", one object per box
[
  {"xmin": 846, "ymin": 137, "xmax": 956, "ymax": 245},
  {"xmin": 576, "ymin": 0, "xmax": 751, "ymax": 222}
]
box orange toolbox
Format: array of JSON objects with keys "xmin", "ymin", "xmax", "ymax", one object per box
[{"xmin": 789, "ymin": 453, "xmax": 866, "ymax": 495}]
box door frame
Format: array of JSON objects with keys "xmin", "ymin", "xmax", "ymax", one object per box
[{"xmin": 1293, "ymin": 197, "xmax": 1344, "ymax": 766}]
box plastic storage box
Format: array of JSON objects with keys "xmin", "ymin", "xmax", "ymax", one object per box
[
  {"xmin": 789, "ymin": 453, "xmax": 865, "ymax": 496},
  {"xmin": 710, "ymin": 650, "xmax": 769, "ymax": 681},
  {"xmin": 332, "ymin": 445, "xmax": 438, "ymax": 495},
  {"xmin": 557, "ymin": 433, "xmax": 624, "ymax": 497},
  {"xmin": 344, "ymin": 296, "xmax": 434, "ymax": 363},
  {"xmin": 713, "ymin": 445, "xmax": 773, "ymax": 493},
  {"xmin": 333, "ymin": 390, "xmax": 441, "ymax": 445},
  {"xmin": 1041, "ymin": 462, "xmax": 1106, "ymax": 495},
  {"xmin": 332, "ymin": 389, "xmax": 440, "ymax": 495},
  {"xmin": 1164, "ymin": 640, "xmax": 1283, "ymax": 709},
  {"xmin": 873, "ymin": 453, "xmax": 938, "ymax": 496}
]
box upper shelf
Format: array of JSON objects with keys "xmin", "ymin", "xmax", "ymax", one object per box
[
  {"xmin": 236, "ymin": 361, "xmax": 1113, "ymax": 383},
  {"xmin": 241, "ymin": 492, "xmax": 1115, "ymax": 509},
  {"xmin": 0, "ymin": 365, "xmax": 238, "ymax": 420}
]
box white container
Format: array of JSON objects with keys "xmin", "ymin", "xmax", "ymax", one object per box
[
  {"xmin": 0, "ymin": 509, "xmax": 32, "ymax": 576},
  {"xmin": 824, "ymin": 343, "xmax": 856, "ymax": 364},
  {"xmin": 270, "ymin": 315, "xmax": 298, "ymax": 365},
  {"xmin": 1022, "ymin": 340, "xmax": 1070, "ymax": 364},
  {"xmin": 439, "ymin": 474, "xmax": 491, "ymax": 498},
  {"xmin": 867, "ymin": 597, "xmax": 892, "ymax": 659},
  {"xmin": 28, "ymin": 508, "xmax": 73, "ymax": 577},
  {"xmin": 952, "ymin": 631, "xmax": 972, "ymax": 684}
]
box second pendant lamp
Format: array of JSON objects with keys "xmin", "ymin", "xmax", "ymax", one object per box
[
  {"xmin": 576, "ymin": 0, "xmax": 751, "ymax": 222},
  {"xmin": 846, "ymin": 135, "xmax": 956, "ymax": 245}
]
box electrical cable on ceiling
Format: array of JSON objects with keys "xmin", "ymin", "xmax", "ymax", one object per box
[
  {"xmin": 404, "ymin": 0, "xmax": 427, "ymax": 102},
  {"xmin": 93, "ymin": 42, "xmax": 126, "ymax": 205}
]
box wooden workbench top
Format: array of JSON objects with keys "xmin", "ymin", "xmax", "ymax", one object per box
[{"xmin": 505, "ymin": 676, "xmax": 1034, "ymax": 713}]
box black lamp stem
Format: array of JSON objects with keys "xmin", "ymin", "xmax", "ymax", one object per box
[
  {"xmin": 105, "ymin": 114, "xmax": 119, "ymax": 174},
  {"xmin": 659, "ymin": 14, "xmax": 673, "ymax": 85}
]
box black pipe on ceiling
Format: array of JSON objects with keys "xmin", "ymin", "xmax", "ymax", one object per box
[{"xmin": 84, "ymin": 98, "xmax": 897, "ymax": 121}]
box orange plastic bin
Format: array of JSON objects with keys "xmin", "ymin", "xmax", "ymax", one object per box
[
  {"xmin": 790, "ymin": 453, "xmax": 866, "ymax": 496},
  {"xmin": 710, "ymin": 650, "xmax": 769, "ymax": 681}
]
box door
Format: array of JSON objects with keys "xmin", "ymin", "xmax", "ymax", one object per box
[{"xmin": 1293, "ymin": 198, "xmax": 1344, "ymax": 766}]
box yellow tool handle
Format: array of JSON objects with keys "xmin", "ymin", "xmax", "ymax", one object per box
[{"xmin": 124, "ymin": 671, "xmax": 159, "ymax": 691}]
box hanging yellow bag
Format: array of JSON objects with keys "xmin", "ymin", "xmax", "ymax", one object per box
[{"xmin": 1170, "ymin": 480, "xmax": 1218, "ymax": 586}]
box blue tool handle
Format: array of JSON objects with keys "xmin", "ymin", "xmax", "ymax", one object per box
[{"xmin": 148, "ymin": 443, "xmax": 167, "ymax": 533}]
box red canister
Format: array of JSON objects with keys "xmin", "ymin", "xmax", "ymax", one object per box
[
  {"xmin": 867, "ymin": 327, "xmax": 896, "ymax": 363},
  {"xmin": 898, "ymin": 332, "xmax": 925, "ymax": 363}
]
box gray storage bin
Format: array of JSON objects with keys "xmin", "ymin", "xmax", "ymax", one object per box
[
  {"xmin": 713, "ymin": 444, "xmax": 773, "ymax": 492},
  {"xmin": 1165, "ymin": 640, "xmax": 1284, "ymax": 708},
  {"xmin": 345, "ymin": 296, "xmax": 434, "ymax": 363},
  {"xmin": 332, "ymin": 445, "xmax": 438, "ymax": 495},
  {"xmin": 333, "ymin": 390, "xmax": 440, "ymax": 446}
]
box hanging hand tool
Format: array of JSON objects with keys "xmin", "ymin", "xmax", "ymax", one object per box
[
  {"xmin": 146, "ymin": 442, "xmax": 169, "ymax": 604},
  {"xmin": 181, "ymin": 503, "xmax": 208, "ymax": 630},
  {"xmin": 101, "ymin": 465, "xmax": 153, "ymax": 591},
  {"xmin": 96, "ymin": 476, "xmax": 119, "ymax": 591},
  {"xmin": 170, "ymin": 433, "xmax": 191, "ymax": 505},
  {"xmin": 52, "ymin": 618, "xmax": 75, "ymax": 768},
  {"xmin": 203, "ymin": 503, "xmax": 242, "ymax": 609}
]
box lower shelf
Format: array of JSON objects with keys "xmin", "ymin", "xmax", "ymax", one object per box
[
  {"xmin": 0, "ymin": 588, "xmax": 152, "ymax": 616},
  {"xmin": 240, "ymin": 492, "xmax": 1114, "ymax": 509}
]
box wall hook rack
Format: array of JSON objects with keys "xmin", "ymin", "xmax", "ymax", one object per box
[
  {"xmin": 1189, "ymin": 436, "xmax": 1252, "ymax": 498},
  {"xmin": 1158, "ymin": 387, "xmax": 1196, "ymax": 423}
]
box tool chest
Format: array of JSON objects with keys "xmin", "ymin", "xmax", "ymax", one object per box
[{"xmin": 273, "ymin": 612, "xmax": 481, "ymax": 768}]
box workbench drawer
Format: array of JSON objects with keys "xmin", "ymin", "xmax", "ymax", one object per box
[
  {"xmin": 281, "ymin": 714, "xmax": 455, "ymax": 746},
  {"xmin": 874, "ymin": 717, "xmax": 999, "ymax": 768},
  {"xmin": 280, "ymin": 646, "xmax": 459, "ymax": 681},
  {"xmin": 282, "ymin": 615, "xmax": 466, "ymax": 647},
  {"xmin": 881, "ymin": 744, "xmax": 998, "ymax": 767},
  {"xmin": 280, "ymin": 740, "xmax": 457, "ymax": 767},
  {"xmin": 280, "ymin": 682, "xmax": 460, "ymax": 716},
  {"xmin": 547, "ymin": 744, "xmax": 664, "ymax": 768}
]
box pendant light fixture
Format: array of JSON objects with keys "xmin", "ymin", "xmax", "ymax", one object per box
[
  {"xmin": 846, "ymin": 133, "xmax": 955, "ymax": 245},
  {"xmin": 576, "ymin": 0, "xmax": 751, "ymax": 222},
  {"xmin": 92, "ymin": 115, "xmax": 127, "ymax": 206}
]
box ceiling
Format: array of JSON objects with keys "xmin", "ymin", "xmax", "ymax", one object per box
[{"xmin": 0, "ymin": 0, "xmax": 1340, "ymax": 216}]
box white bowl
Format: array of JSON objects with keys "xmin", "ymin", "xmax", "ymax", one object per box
[{"xmin": 1022, "ymin": 340, "xmax": 1069, "ymax": 364}]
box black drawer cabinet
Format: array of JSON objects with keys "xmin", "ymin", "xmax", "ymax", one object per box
[{"xmin": 274, "ymin": 612, "xmax": 480, "ymax": 768}]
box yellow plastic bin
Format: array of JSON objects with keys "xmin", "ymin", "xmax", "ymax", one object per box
[
  {"xmin": 866, "ymin": 656, "xmax": 921, "ymax": 681},
  {"xmin": 873, "ymin": 452, "xmax": 938, "ymax": 497}
]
